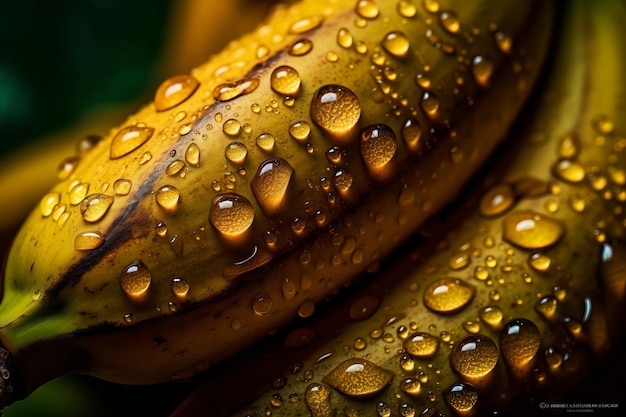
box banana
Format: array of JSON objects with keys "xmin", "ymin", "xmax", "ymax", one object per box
[
  {"xmin": 0, "ymin": 0, "xmax": 553, "ymax": 411},
  {"xmin": 164, "ymin": 0, "xmax": 626, "ymax": 415}
]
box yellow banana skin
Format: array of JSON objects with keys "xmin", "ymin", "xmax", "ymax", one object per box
[
  {"xmin": 166, "ymin": 0, "xmax": 626, "ymax": 415},
  {"xmin": 0, "ymin": 0, "xmax": 552, "ymax": 409}
]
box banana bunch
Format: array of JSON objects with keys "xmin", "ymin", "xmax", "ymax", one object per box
[
  {"xmin": 170, "ymin": 0, "xmax": 624, "ymax": 415},
  {"xmin": 3, "ymin": 0, "xmax": 611, "ymax": 414}
]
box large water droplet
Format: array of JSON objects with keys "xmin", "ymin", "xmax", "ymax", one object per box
[
  {"xmin": 304, "ymin": 383, "xmax": 335, "ymax": 417},
  {"xmin": 360, "ymin": 124, "xmax": 397, "ymax": 174},
  {"xmin": 110, "ymin": 126, "xmax": 154, "ymax": 159},
  {"xmin": 443, "ymin": 382, "xmax": 478, "ymax": 413},
  {"xmin": 270, "ymin": 66, "xmax": 301, "ymax": 96},
  {"xmin": 213, "ymin": 78, "xmax": 260, "ymax": 101},
  {"xmin": 74, "ymin": 231, "xmax": 104, "ymax": 251},
  {"xmin": 310, "ymin": 85, "xmax": 361, "ymax": 138},
  {"xmin": 450, "ymin": 334, "xmax": 498, "ymax": 378},
  {"xmin": 322, "ymin": 358, "xmax": 392, "ymax": 398},
  {"xmin": 502, "ymin": 210, "xmax": 564, "ymax": 249},
  {"xmin": 499, "ymin": 318, "xmax": 540, "ymax": 369},
  {"xmin": 250, "ymin": 157, "xmax": 294, "ymax": 216},
  {"xmin": 209, "ymin": 193, "xmax": 255, "ymax": 236},
  {"xmin": 403, "ymin": 332, "xmax": 439, "ymax": 358},
  {"xmin": 423, "ymin": 277, "xmax": 476, "ymax": 313},
  {"xmin": 80, "ymin": 194, "xmax": 114, "ymax": 223},
  {"xmin": 120, "ymin": 261, "xmax": 151, "ymax": 297},
  {"xmin": 154, "ymin": 75, "xmax": 199, "ymax": 111},
  {"xmin": 381, "ymin": 31, "xmax": 410, "ymax": 58}
]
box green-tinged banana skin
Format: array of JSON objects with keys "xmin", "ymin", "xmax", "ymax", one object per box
[
  {"xmin": 0, "ymin": 0, "xmax": 552, "ymax": 409},
  {"xmin": 167, "ymin": 0, "xmax": 626, "ymax": 415}
]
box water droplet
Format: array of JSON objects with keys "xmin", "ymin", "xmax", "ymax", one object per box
[
  {"xmin": 349, "ymin": 295, "xmax": 380, "ymax": 321},
  {"xmin": 57, "ymin": 156, "xmax": 79, "ymax": 181},
  {"xmin": 450, "ymin": 334, "xmax": 498, "ymax": 378},
  {"xmin": 479, "ymin": 184, "xmax": 515, "ymax": 217},
  {"xmin": 170, "ymin": 277, "xmax": 190, "ymax": 297},
  {"xmin": 289, "ymin": 120, "xmax": 312, "ymax": 142},
  {"xmin": 154, "ymin": 75, "xmax": 199, "ymax": 111},
  {"xmin": 337, "ymin": 27, "xmax": 353, "ymax": 49},
  {"xmin": 209, "ymin": 193, "xmax": 255, "ymax": 236},
  {"xmin": 185, "ymin": 142, "xmax": 200, "ymax": 166},
  {"xmin": 439, "ymin": 10, "xmax": 460, "ymax": 33},
  {"xmin": 74, "ymin": 231, "xmax": 104, "ymax": 251},
  {"xmin": 473, "ymin": 265, "xmax": 489, "ymax": 281},
  {"xmin": 75, "ymin": 133, "xmax": 101, "ymax": 155},
  {"xmin": 113, "ymin": 179, "xmax": 132, "ymax": 196},
  {"xmin": 397, "ymin": 0, "xmax": 417, "ymax": 17},
  {"xmin": 222, "ymin": 119, "xmax": 241, "ymax": 137},
  {"xmin": 529, "ymin": 252, "xmax": 551, "ymax": 272},
  {"xmin": 290, "ymin": 38, "xmax": 314, "ymax": 56},
  {"xmin": 420, "ymin": 91, "xmax": 439, "ymax": 118},
  {"xmin": 270, "ymin": 66, "xmax": 301, "ymax": 96},
  {"xmin": 499, "ymin": 318, "xmax": 540, "ymax": 368},
  {"xmin": 165, "ymin": 160, "xmax": 186, "ymax": 176},
  {"xmin": 298, "ymin": 299, "xmax": 316, "ymax": 318},
  {"xmin": 591, "ymin": 114, "xmax": 614, "ymax": 134},
  {"xmin": 250, "ymin": 157, "xmax": 294, "ymax": 216},
  {"xmin": 502, "ymin": 210, "xmax": 565, "ymax": 249},
  {"xmin": 221, "ymin": 245, "xmax": 273, "ymax": 281},
  {"xmin": 449, "ymin": 253, "xmax": 471, "ymax": 270},
  {"xmin": 443, "ymin": 382, "xmax": 478, "ymax": 413},
  {"xmin": 120, "ymin": 261, "xmax": 151, "ymax": 297},
  {"xmin": 399, "ymin": 378, "xmax": 422, "ymax": 397},
  {"xmin": 494, "ymin": 31, "xmax": 512, "ymax": 53},
  {"xmin": 256, "ymin": 133, "xmax": 275, "ymax": 152},
  {"xmin": 213, "ymin": 78, "xmax": 259, "ymax": 102},
  {"xmin": 472, "ymin": 56, "xmax": 494, "ymax": 88},
  {"xmin": 401, "ymin": 118, "xmax": 422, "ymax": 154},
  {"xmin": 381, "ymin": 31, "xmax": 410, "ymax": 58},
  {"xmin": 322, "ymin": 358, "xmax": 392, "ymax": 398},
  {"xmin": 304, "ymin": 383, "xmax": 335, "ymax": 417},
  {"xmin": 68, "ymin": 182, "xmax": 89, "ymax": 205},
  {"xmin": 310, "ymin": 85, "xmax": 361, "ymax": 137},
  {"xmin": 355, "ymin": 0, "xmax": 380, "ymax": 19},
  {"xmin": 423, "ymin": 277, "xmax": 476, "ymax": 313},
  {"xmin": 552, "ymin": 159, "xmax": 585, "ymax": 183},
  {"xmin": 225, "ymin": 142, "xmax": 248, "ymax": 165},
  {"xmin": 360, "ymin": 124, "xmax": 397, "ymax": 174},
  {"xmin": 110, "ymin": 126, "xmax": 154, "ymax": 159},
  {"xmin": 535, "ymin": 295, "xmax": 558, "ymax": 319},
  {"xmin": 403, "ymin": 332, "xmax": 439, "ymax": 358},
  {"xmin": 80, "ymin": 194, "xmax": 114, "ymax": 223},
  {"xmin": 155, "ymin": 185, "xmax": 180, "ymax": 211},
  {"xmin": 478, "ymin": 305, "xmax": 503, "ymax": 329},
  {"xmin": 289, "ymin": 15, "xmax": 324, "ymax": 34},
  {"xmin": 252, "ymin": 294, "xmax": 273, "ymax": 315},
  {"xmin": 332, "ymin": 169, "xmax": 354, "ymax": 195},
  {"xmin": 423, "ymin": 0, "xmax": 440, "ymax": 13}
]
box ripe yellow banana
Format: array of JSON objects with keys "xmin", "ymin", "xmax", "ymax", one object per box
[
  {"xmin": 0, "ymin": 0, "xmax": 553, "ymax": 411},
  {"xmin": 167, "ymin": 0, "xmax": 626, "ymax": 415}
]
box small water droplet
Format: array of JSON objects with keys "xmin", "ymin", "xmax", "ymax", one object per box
[
  {"xmin": 250, "ymin": 157, "xmax": 294, "ymax": 216},
  {"xmin": 154, "ymin": 75, "xmax": 199, "ymax": 111},
  {"xmin": 69, "ymin": 182, "xmax": 89, "ymax": 205},
  {"xmin": 170, "ymin": 277, "xmax": 190, "ymax": 297},
  {"xmin": 399, "ymin": 378, "xmax": 421, "ymax": 397},
  {"xmin": 225, "ymin": 142, "xmax": 248, "ymax": 165},
  {"xmin": 401, "ymin": 118, "xmax": 422, "ymax": 154},
  {"xmin": 80, "ymin": 194, "xmax": 114, "ymax": 223},
  {"xmin": 256, "ymin": 133, "xmax": 275, "ymax": 152},
  {"xmin": 213, "ymin": 78, "xmax": 259, "ymax": 102},
  {"xmin": 472, "ymin": 56, "xmax": 494, "ymax": 88},
  {"xmin": 120, "ymin": 261, "xmax": 151, "ymax": 297},
  {"xmin": 270, "ymin": 66, "xmax": 301, "ymax": 96},
  {"xmin": 443, "ymin": 382, "xmax": 478, "ymax": 413},
  {"xmin": 304, "ymin": 383, "xmax": 335, "ymax": 417},
  {"xmin": 423, "ymin": 277, "xmax": 476, "ymax": 313},
  {"xmin": 155, "ymin": 185, "xmax": 180, "ymax": 211},
  {"xmin": 420, "ymin": 91, "xmax": 439, "ymax": 118},
  {"xmin": 185, "ymin": 142, "xmax": 200, "ymax": 166},
  {"xmin": 479, "ymin": 184, "xmax": 515, "ymax": 217},
  {"xmin": 322, "ymin": 358, "xmax": 392, "ymax": 398},
  {"xmin": 439, "ymin": 10, "xmax": 460, "ymax": 33},
  {"xmin": 75, "ymin": 134, "xmax": 101, "ymax": 155},
  {"xmin": 535, "ymin": 295, "xmax": 559, "ymax": 319},
  {"xmin": 450, "ymin": 334, "xmax": 499, "ymax": 378},
  {"xmin": 591, "ymin": 114, "xmax": 614, "ymax": 134},
  {"xmin": 57, "ymin": 156, "xmax": 80, "ymax": 181},
  {"xmin": 110, "ymin": 126, "xmax": 154, "ymax": 159},
  {"xmin": 252, "ymin": 293, "xmax": 273, "ymax": 315},
  {"xmin": 289, "ymin": 120, "xmax": 312, "ymax": 142},
  {"xmin": 397, "ymin": 0, "xmax": 417, "ymax": 17},
  {"xmin": 478, "ymin": 305, "xmax": 503, "ymax": 329},
  {"xmin": 209, "ymin": 193, "xmax": 255, "ymax": 236},
  {"xmin": 113, "ymin": 179, "xmax": 132, "ymax": 196},
  {"xmin": 310, "ymin": 85, "xmax": 361, "ymax": 138},
  {"xmin": 165, "ymin": 159, "xmax": 186, "ymax": 176},
  {"xmin": 494, "ymin": 31, "xmax": 512, "ymax": 54},
  {"xmin": 355, "ymin": 0, "xmax": 380, "ymax": 19},
  {"xmin": 337, "ymin": 27, "xmax": 354, "ymax": 49},
  {"xmin": 290, "ymin": 38, "xmax": 314, "ymax": 56},
  {"xmin": 381, "ymin": 31, "xmax": 410, "ymax": 58},
  {"xmin": 403, "ymin": 332, "xmax": 439, "ymax": 358},
  {"xmin": 289, "ymin": 15, "xmax": 324, "ymax": 34},
  {"xmin": 502, "ymin": 210, "xmax": 564, "ymax": 249},
  {"xmin": 529, "ymin": 252, "xmax": 551, "ymax": 272},
  {"xmin": 74, "ymin": 231, "xmax": 104, "ymax": 251},
  {"xmin": 223, "ymin": 119, "xmax": 241, "ymax": 137},
  {"xmin": 552, "ymin": 159, "xmax": 585, "ymax": 183},
  {"xmin": 499, "ymin": 318, "xmax": 540, "ymax": 368},
  {"xmin": 360, "ymin": 124, "xmax": 397, "ymax": 174}
]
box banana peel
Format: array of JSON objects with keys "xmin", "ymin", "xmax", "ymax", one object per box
[
  {"xmin": 0, "ymin": 0, "xmax": 554, "ymax": 412},
  {"xmin": 169, "ymin": 0, "xmax": 626, "ymax": 415}
]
